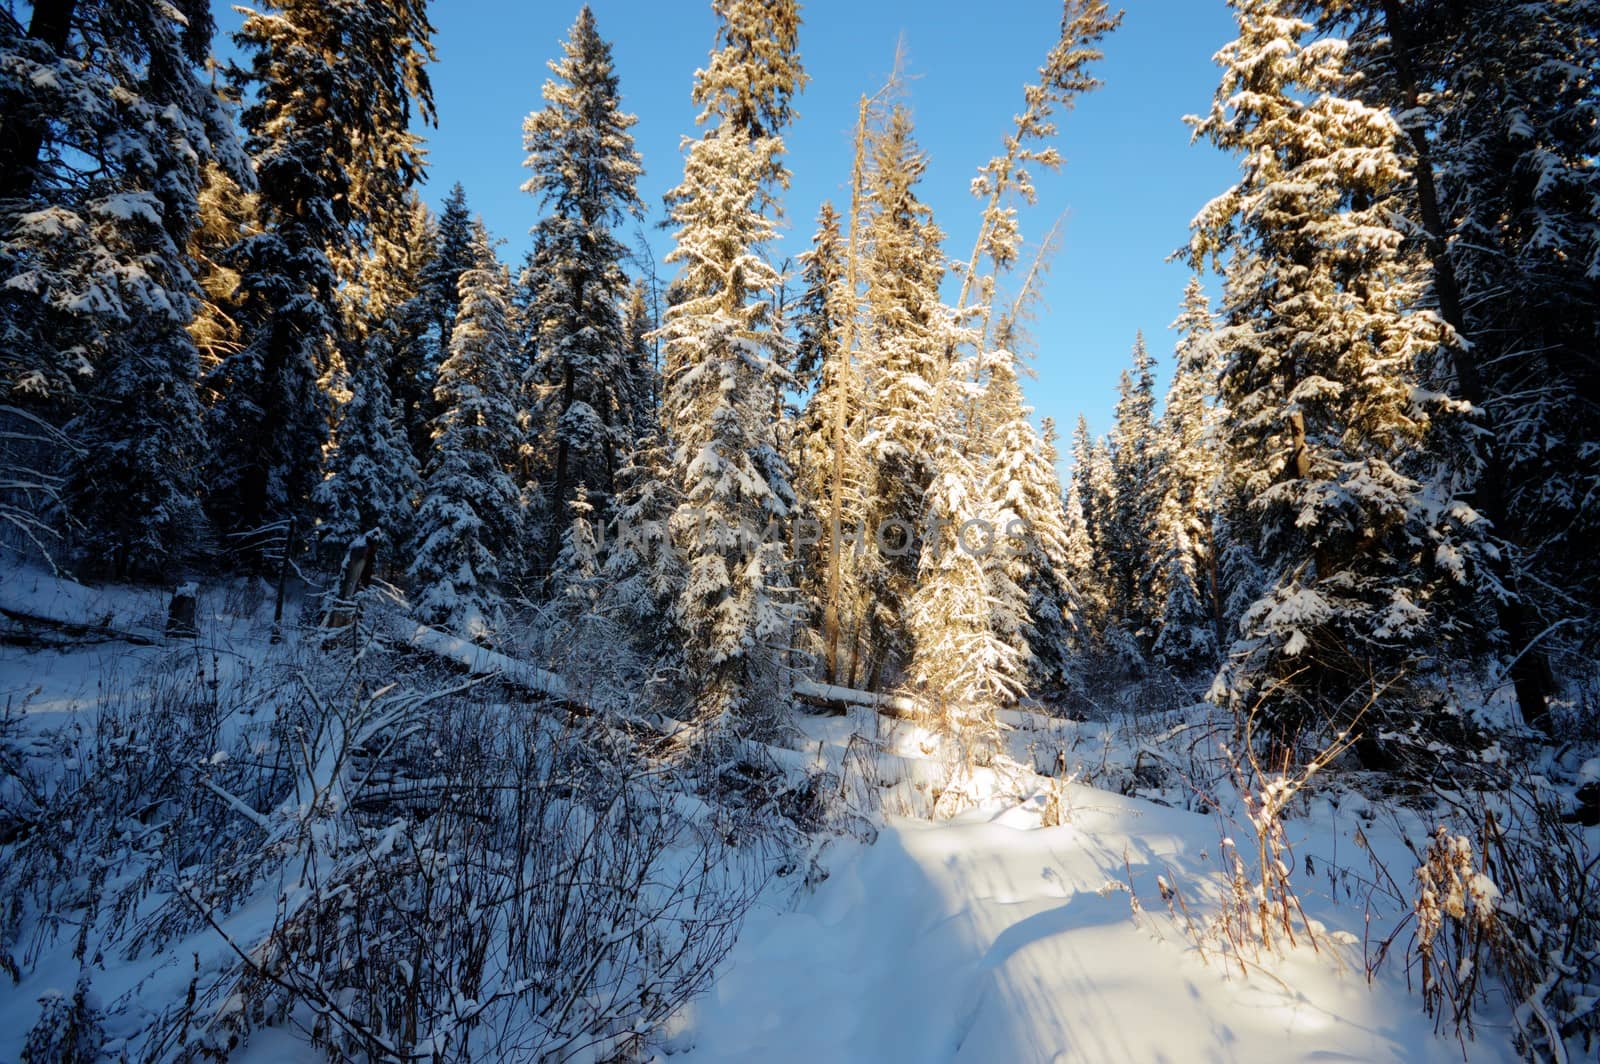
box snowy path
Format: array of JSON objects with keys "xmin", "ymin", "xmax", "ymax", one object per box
[{"xmin": 668, "ymin": 787, "xmax": 1488, "ymax": 1063}]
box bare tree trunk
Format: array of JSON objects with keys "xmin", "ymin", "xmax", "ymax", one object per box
[
  {"xmin": 323, "ymin": 537, "xmax": 369, "ymax": 630},
  {"xmin": 822, "ymin": 92, "xmax": 874, "ymax": 683}
]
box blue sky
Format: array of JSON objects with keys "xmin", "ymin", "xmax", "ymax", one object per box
[{"xmin": 222, "ymin": 0, "xmax": 1242, "ymax": 446}]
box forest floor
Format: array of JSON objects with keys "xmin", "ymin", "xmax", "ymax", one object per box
[
  {"xmin": 662, "ymin": 710, "xmax": 1504, "ymax": 1063},
  {"xmin": 0, "ymin": 566, "xmax": 1522, "ymax": 1062}
]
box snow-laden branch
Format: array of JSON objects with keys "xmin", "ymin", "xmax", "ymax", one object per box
[
  {"xmin": 401, "ymin": 622, "xmax": 571, "ymax": 700},
  {"xmin": 794, "ymin": 679, "xmax": 919, "ymax": 720}
]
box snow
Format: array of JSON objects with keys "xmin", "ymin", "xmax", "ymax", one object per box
[
  {"xmin": 0, "ymin": 566, "xmax": 1526, "ymax": 1063},
  {"xmin": 669, "ymin": 785, "xmax": 1487, "ymax": 1062},
  {"xmin": 0, "ymin": 566, "xmax": 170, "ymax": 657}
]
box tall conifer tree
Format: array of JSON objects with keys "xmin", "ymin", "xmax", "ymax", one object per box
[
  {"xmin": 0, "ymin": 1, "xmax": 246, "ymax": 574},
  {"xmin": 1189, "ymin": 0, "xmax": 1477, "ymax": 740},
  {"xmin": 660, "ymin": 0, "xmax": 806, "ymax": 734},
  {"xmin": 522, "ymin": 6, "xmax": 645, "ymax": 584},
  {"xmin": 411, "ymin": 223, "xmax": 525, "ymax": 638},
  {"xmin": 204, "ymin": 0, "xmax": 434, "ymax": 546}
]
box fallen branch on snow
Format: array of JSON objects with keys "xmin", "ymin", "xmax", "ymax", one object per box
[{"xmin": 0, "ymin": 604, "xmax": 160, "ymax": 647}]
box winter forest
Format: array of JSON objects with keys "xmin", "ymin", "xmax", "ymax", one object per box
[{"xmin": 0, "ymin": 0, "xmax": 1597, "ymax": 1059}]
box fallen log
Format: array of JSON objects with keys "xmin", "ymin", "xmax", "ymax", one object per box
[
  {"xmin": 793, "ymin": 679, "xmax": 920, "ymax": 721},
  {"xmin": 399, "ymin": 622, "xmax": 571, "ymax": 701},
  {"xmin": 398, "ymin": 619, "xmax": 926, "ymax": 726},
  {"xmin": 0, "ymin": 605, "xmax": 160, "ymax": 647}
]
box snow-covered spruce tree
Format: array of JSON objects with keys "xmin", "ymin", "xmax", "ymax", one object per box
[
  {"xmin": 599, "ymin": 431, "xmax": 685, "ymax": 667},
  {"xmin": 203, "ymin": 0, "xmax": 434, "ymax": 547},
  {"xmin": 404, "ymin": 182, "xmax": 473, "ymax": 459},
  {"xmin": 552, "ymin": 485, "xmax": 604, "ymax": 609},
  {"xmin": 1149, "ymin": 278, "xmax": 1225, "ymax": 674},
  {"xmin": 1060, "ymin": 465, "xmax": 1100, "ymax": 656},
  {"xmin": 658, "ymin": 0, "xmax": 805, "ymax": 736},
  {"xmin": 791, "ymin": 201, "xmax": 845, "ymax": 407},
  {"xmin": 62, "ymin": 329, "xmax": 212, "ymax": 579},
  {"xmin": 1104, "ymin": 333, "xmax": 1161, "ymax": 648},
  {"xmin": 807, "ymin": 80, "xmax": 894, "ymax": 688},
  {"xmin": 1188, "ymin": 0, "xmax": 1479, "ymax": 746},
  {"xmin": 904, "ymin": 365, "xmax": 1028, "ymax": 762},
  {"xmin": 983, "ymin": 353, "xmax": 1078, "ymax": 693},
  {"xmin": 1304, "ymin": 0, "xmax": 1600, "ymax": 725},
  {"xmin": 521, "ymin": 6, "xmax": 644, "ymax": 585},
  {"xmin": 410, "ymin": 223, "xmax": 525, "ymax": 639},
  {"xmin": 189, "ymin": 160, "xmax": 260, "ymax": 378},
  {"xmin": 622, "ymin": 278, "xmax": 659, "ymax": 438},
  {"xmin": 314, "ymin": 195, "xmax": 431, "ymax": 572},
  {"xmin": 314, "ymin": 328, "xmax": 419, "ymax": 575},
  {"xmin": 321, "ymin": 186, "xmax": 432, "ymax": 528},
  {"xmin": 903, "ymin": 1, "xmax": 1120, "ymax": 739},
  {"xmin": 1067, "ymin": 414, "xmax": 1109, "ymax": 617},
  {"xmin": 0, "ymin": 0, "xmax": 246, "ymax": 576},
  {"xmin": 689, "ymin": 0, "xmax": 808, "ymax": 191},
  {"xmin": 375, "ymin": 195, "xmax": 442, "ymax": 466},
  {"xmin": 421, "ymin": 184, "xmax": 474, "ymax": 357},
  {"xmin": 791, "ymin": 202, "xmax": 864, "ymax": 659},
  {"xmin": 857, "ymin": 105, "xmax": 949, "ymax": 689}
]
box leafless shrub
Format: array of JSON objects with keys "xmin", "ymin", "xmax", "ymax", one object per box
[
  {"xmin": 0, "ymin": 651, "xmax": 250, "ymax": 981},
  {"xmin": 140, "ymin": 658, "xmax": 766, "ymax": 1061},
  {"xmin": 1380, "ymin": 785, "xmax": 1599, "ymax": 1061}
]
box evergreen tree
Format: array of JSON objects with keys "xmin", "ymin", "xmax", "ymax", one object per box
[
  {"xmin": 793, "ymin": 202, "xmax": 870, "ymax": 684},
  {"xmin": 0, "ymin": 0, "xmax": 245, "ymax": 575},
  {"xmin": 416, "ymin": 184, "xmax": 470, "ymax": 377},
  {"xmin": 62, "ymin": 335, "xmax": 211, "ymax": 579},
  {"xmin": 1106, "ymin": 333, "xmax": 1161, "ymax": 644},
  {"xmin": 792, "ymin": 201, "xmax": 845, "ymax": 402},
  {"xmin": 204, "ymin": 0, "xmax": 434, "ymax": 545},
  {"xmin": 1188, "ymin": 0, "xmax": 1477, "ymax": 742},
  {"xmin": 1067, "ymin": 414, "xmax": 1115, "ymax": 639},
  {"xmin": 621, "ymin": 279, "xmax": 659, "ymax": 438},
  {"xmin": 552, "ymin": 485, "xmax": 604, "ymax": 609},
  {"xmin": 791, "ymin": 204, "xmax": 857, "ymax": 642},
  {"xmin": 521, "ymin": 6, "xmax": 645, "ymax": 583},
  {"xmin": 689, "ymin": 0, "xmax": 809, "ymax": 192},
  {"xmin": 1149, "ymin": 279, "xmax": 1225, "ymax": 673},
  {"xmin": 599, "ymin": 432, "xmax": 684, "ymax": 665},
  {"xmin": 410, "ymin": 223, "xmax": 525, "ymax": 638},
  {"xmin": 315, "ymin": 194, "xmax": 432, "ymax": 568},
  {"xmin": 857, "ymin": 106, "xmax": 948, "ymax": 686},
  {"xmin": 898, "ymin": 0, "xmax": 1126, "ymax": 737},
  {"xmin": 189, "ymin": 160, "xmax": 260, "ymax": 378},
  {"xmin": 1060, "ymin": 468, "xmax": 1100, "ymax": 656},
  {"xmin": 1303, "ymin": 0, "xmax": 1600, "ymax": 724},
  {"xmin": 660, "ymin": 0, "xmax": 805, "ymax": 734},
  {"xmin": 983, "ymin": 355, "xmax": 1077, "ymax": 692},
  {"xmin": 378, "ymin": 196, "xmax": 442, "ymax": 465},
  {"xmin": 314, "ymin": 331, "xmax": 420, "ymax": 572},
  {"xmin": 905, "ymin": 422, "xmax": 1027, "ymax": 752}
]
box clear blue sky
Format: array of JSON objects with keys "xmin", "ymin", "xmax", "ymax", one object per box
[{"xmin": 220, "ymin": 0, "xmax": 1242, "ymax": 448}]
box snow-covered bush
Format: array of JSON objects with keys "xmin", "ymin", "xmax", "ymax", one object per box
[
  {"xmin": 0, "ymin": 651, "xmax": 245, "ymax": 981},
  {"xmin": 20, "ymin": 971, "xmax": 106, "ymax": 1064},
  {"xmin": 0, "ymin": 598, "xmax": 783, "ymax": 1061},
  {"xmin": 138, "ymin": 648, "xmax": 766, "ymax": 1061},
  {"xmin": 1404, "ymin": 788, "xmax": 1598, "ymax": 1060}
]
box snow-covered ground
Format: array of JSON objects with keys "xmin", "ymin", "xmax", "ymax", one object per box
[
  {"xmin": 666, "ymin": 763, "xmax": 1498, "ymax": 1062},
  {"xmin": 0, "ymin": 567, "xmax": 1529, "ymax": 1062}
]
